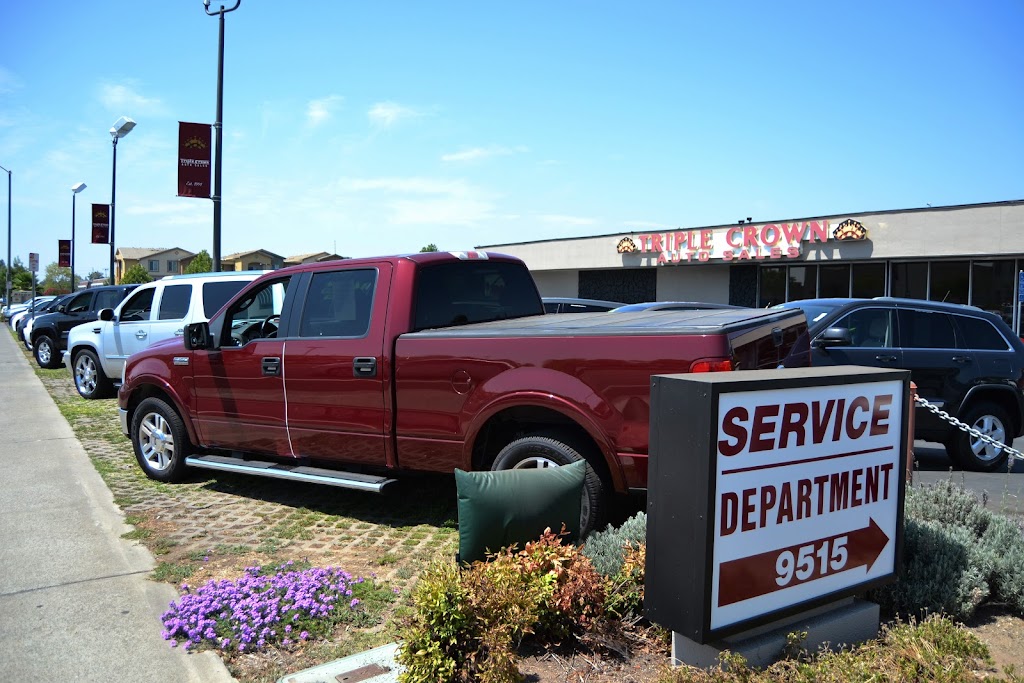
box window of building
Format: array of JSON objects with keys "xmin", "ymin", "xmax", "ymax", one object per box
[
  {"xmin": 818, "ymin": 264, "xmax": 850, "ymax": 298},
  {"xmin": 247, "ymin": 261, "xmax": 266, "ymax": 270},
  {"xmin": 758, "ymin": 266, "xmax": 786, "ymax": 308},
  {"xmin": 166, "ymin": 259, "xmax": 179, "ymax": 273},
  {"xmin": 929, "ymin": 260, "xmax": 969, "ymax": 304},
  {"xmin": 890, "ymin": 262, "xmax": 928, "ymax": 299},
  {"xmin": 971, "ymin": 260, "xmax": 1015, "ymax": 326},
  {"xmin": 787, "ymin": 265, "xmax": 817, "ymax": 302},
  {"xmin": 148, "ymin": 259, "xmax": 159, "ymax": 272},
  {"xmin": 851, "ymin": 263, "xmax": 885, "ymax": 298},
  {"xmin": 157, "ymin": 284, "xmax": 192, "ymax": 320}
]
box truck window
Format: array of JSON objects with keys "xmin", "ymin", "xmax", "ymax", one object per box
[
  {"xmin": 66, "ymin": 291, "xmax": 93, "ymax": 314},
  {"xmin": 202, "ymin": 281, "xmax": 251, "ymax": 318},
  {"xmin": 96, "ymin": 289, "xmax": 127, "ymax": 310},
  {"xmin": 298, "ymin": 269, "xmax": 376, "ymax": 338},
  {"xmin": 413, "ymin": 261, "xmax": 542, "ymax": 331},
  {"xmin": 225, "ymin": 278, "xmax": 291, "ymax": 345},
  {"xmin": 157, "ymin": 285, "xmax": 192, "ymax": 320},
  {"xmin": 120, "ymin": 288, "xmax": 155, "ymax": 322}
]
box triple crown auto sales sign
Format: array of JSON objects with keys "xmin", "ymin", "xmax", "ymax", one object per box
[{"xmin": 645, "ymin": 366, "xmax": 908, "ymax": 643}]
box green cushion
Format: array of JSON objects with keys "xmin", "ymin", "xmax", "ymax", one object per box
[{"xmin": 455, "ymin": 460, "xmax": 586, "ymax": 564}]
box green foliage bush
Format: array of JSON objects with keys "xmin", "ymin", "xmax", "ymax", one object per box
[
  {"xmin": 870, "ymin": 479, "xmax": 1024, "ymax": 621},
  {"xmin": 120, "ymin": 263, "xmax": 153, "ymax": 284},
  {"xmin": 583, "ymin": 511, "xmax": 647, "ymax": 577}
]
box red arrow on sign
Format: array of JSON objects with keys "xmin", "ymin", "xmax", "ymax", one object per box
[{"xmin": 718, "ymin": 518, "xmax": 889, "ymax": 607}]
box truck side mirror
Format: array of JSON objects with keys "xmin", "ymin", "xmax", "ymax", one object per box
[
  {"xmin": 812, "ymin": 327, "xmax": 852, "ymax": 348},
  {"xmin": 99, "ymin": 308, "xmax": 114, "ymax": 322},
  {"xmin": 56, "ymin": 304, "xmax": 67, "ymax": 313},
  {"xmin": 184, "ymin": 322, "xmax": 212, "ymax": 350}
]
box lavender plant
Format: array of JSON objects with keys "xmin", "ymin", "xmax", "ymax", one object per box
[{"xmin": 161, "ymin": 561, "xmax": 374, "ymax": 653}]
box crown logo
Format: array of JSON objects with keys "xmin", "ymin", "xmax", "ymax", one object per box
[
  {"xmin": 617, "ymin": 237, "xmax": 638, "ymax": 253},
  {"xmin": 833, "ymin": 219, "xmax": 867, "ymax": 241},
  {"xmin": 184, "ymin": 136, "xmax": 207, "ymax": 150}
]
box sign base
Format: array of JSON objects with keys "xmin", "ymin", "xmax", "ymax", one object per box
[{"xmin": 671, "ymin": 598, "xmax": 879, "ymax": 670}]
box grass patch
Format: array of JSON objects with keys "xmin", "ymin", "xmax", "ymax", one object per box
[
  {"xmin": 376, "ymin": 553, "xmax": 400, "ymax": 566},
  {"xmin": 152, "ymin": 561, "xmax": 195, "ymax": 583}
]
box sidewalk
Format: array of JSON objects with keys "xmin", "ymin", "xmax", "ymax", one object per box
[{"xmin": 0, "ymin": 330, "xmax": 234, "ymax": 682}]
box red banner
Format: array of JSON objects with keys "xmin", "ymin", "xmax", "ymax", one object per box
[
  {"xmin": 178, "ymin": 121, "xmax": 212, "ymax": 198},
  {"xmin": 92, "ymin": 204, "xmax": 110, "ymax": 244},
  {"xmin": 58, "ymin": 240, "xmax": 71, "ymax": 267}
]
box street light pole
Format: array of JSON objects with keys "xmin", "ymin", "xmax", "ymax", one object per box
[
  {"xmin": 0, "ymin": 164, "xmax": 10, "ymax": 308},
  {"xmin": 71, "ymin": 182, "xmax": 86, "ymax": 291},
  {"xmin": 109, "ymin": 117, "xmax": 135, "ymax": 285},
  {"xmin": 205, "ymin": 0, "xmax": 241, "ymax": 273}
]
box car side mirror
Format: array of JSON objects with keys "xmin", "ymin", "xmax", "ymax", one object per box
[
  {"xmin": 812, "ymin": 327, "xmax": 852, "ymax": 348},
  {"xmin": 99, "ymin": 308, "xmax": 114, "ymax": 322},
  {"xmin": 184, "ymin": 322, "xmax": 212, "ymax": 351},
  {"xmin": 56, "ymin": 304, "xmax": 67, "ymax": 313}
]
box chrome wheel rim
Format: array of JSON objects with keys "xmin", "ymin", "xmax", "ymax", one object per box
[
  {"xmin": 37, "ymin": 340, "xmax": 51, "ymax": 365},
  {"xmin": 75, "ymin": 355, "xmax": 97, "ymax": 395},
  {"xmin": 139, "ymin": 411, "xmax": 174, "ymax": 472},
  {"xmin": 970, "ymin": 415, "xmax": 1006, "ymax": 463}
]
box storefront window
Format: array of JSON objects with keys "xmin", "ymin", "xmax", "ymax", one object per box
[
  {"xmin": 788, "ymin": 265, "xmax": 817, "ymax": 302},
  {"xmin": 818, "ymin": 264, "xmax": 850, "ymax": 298},
  {"xmin": 759, "ymin": 266, "xmax": 786, "ymax": 308},
  {"xmin": 890, "ymin": 262, "xmax": 928, "ymax": 300},
  {"xmin": 930, "ymin": 261, "xmax": 969, "ymax": 304},
  {"xmin": 851, "ymin": 263, "xmax": 885, "ymax": 298},
  {"xmin": 971, "ymin": 260, "xmax": 1015, "ymax": 326}
]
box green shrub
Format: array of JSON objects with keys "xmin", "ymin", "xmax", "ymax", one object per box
[
  {"xmin": 980, "ymin": 514, "xmax": 1024, "ymax": 612},
  {"xmin": 604, "ymin": 542, "xmax": 646, "ymax": 620},
  {"xmin": 583, "ymin": 511, "xmax": 647, "ymax": 577}
]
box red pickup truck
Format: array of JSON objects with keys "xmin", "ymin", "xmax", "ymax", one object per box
[{"xmin": 118, "ymin": 251, "xmax": 807, "ymax": 534}]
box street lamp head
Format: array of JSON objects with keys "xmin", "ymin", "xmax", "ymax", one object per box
[
  {"xmin": 204, "ymin": 0, "xmax": 210, "ymax": 7},
  {"xmin": 111, "ymin": 116, "xmax": 136, "ymax": 139},
  {"xmin": 71, "ymin": 182, "xmax": 86, "ymax": 193}
]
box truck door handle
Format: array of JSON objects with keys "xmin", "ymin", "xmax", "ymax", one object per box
[
  {"xmin": 875, "ymin": 354, "xmax": 897, "ymax": 362},
  {"xmin": 952, "ymin": 355, "xmax": 972, "ymax": 364},
  {"xmin": 353, "ymin": 357, "xmax": 377, "ymax": 377},
  {"xmin": 135, "ymin": 330, "xmax": 148, "ymax": 340},
  {"xmin": 262, "ymin": 357, "xmax": 281, "ymax": 376}
]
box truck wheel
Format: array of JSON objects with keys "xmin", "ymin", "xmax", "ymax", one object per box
[
  {"xmin": 73, "ymin": 349, "xmax": 114, "ymax": 399},
  {"xmin": 33, "ymin": 335, "xmax": 60, "ymax": 369},
  {"xmin": 948, "ymin": 402, "xmax": 1011, "ymax": 472},
  {"xmin": 491, "ymin": 433, "xmax": 608, "ymax": 538},
  {"xmin": 131, "ymin": 397, "xmax": 192, "ymax": 482}
]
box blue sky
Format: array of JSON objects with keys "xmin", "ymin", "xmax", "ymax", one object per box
[{"xmin": 1, "ymin": 1, "xmax": 1022, "ymax": 276}]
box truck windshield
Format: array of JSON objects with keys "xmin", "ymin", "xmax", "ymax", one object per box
[{"xmin": 413, "ymin": 261, "xmax": 543, "ymax": 331}]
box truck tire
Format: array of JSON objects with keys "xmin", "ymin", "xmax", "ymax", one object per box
[
  {"xmin": 131, "ymin": 397, "xmax": 192, "ymax": 483},
  {"xmin": 33, "ymin": 334, "xmax": 60, "ymax": 369},
  {"xmin": 948, "ymin": 401, "xmax": 1011, "ymax": 472},
  {"xmin": 491, "ymin": 433, "xmax": 608, "ymax": 538},
  {"xmin": 73, "ymin": 349, "xmax": 115, "ymax": 399}
]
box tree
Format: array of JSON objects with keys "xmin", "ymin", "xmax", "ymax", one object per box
[
  {"xmin": 185, "ymin": 250, "xmax": 213, "ymax": 274},
  {"xmin": 42, "ymin": 262, "xmax": 73, "ymax": 295},
  {"xmin": 12, "ymin": 271, "xmax": 33, "ymax": 291},
  {"xmin": 420, "ymin": 244, "xmax": 439, "ymax": 252},
  {"xmin": 120, "ymin": 264, "xmax": 153, "ymax": 284}
]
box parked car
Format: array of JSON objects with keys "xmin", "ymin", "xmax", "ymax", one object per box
[
  {"xmin": 775, "ymin": 297, "xmax": 1024, "ymax": 472},
  {"xmin": 609, "ymin": 301, "xmax": 747, "ymax": 312},
  {"xmin": 7, "ymin": 296, "xmax": 56, "ymax": 329},
  {"xmin": 64, "ymin": 271, "xmax": 267, "ymax": 399},
  {"xmin": 30, "ymin": 285, "xmax": 137, "ymax": 369},
  {"xmin": 21, "ymin": 294, "xmax": 75, "ymax": 348},
  {"xmin": 542, "ymin": 297, "xmax": 626, "ymax": 313}
]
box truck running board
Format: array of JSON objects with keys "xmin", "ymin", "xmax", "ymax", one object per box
[{"xmin": 184, "ymin": 455, "xmax": 396, "ymax": 493}]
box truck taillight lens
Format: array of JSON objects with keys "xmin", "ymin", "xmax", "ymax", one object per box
[{"xmin": 689, "ymin": 358, "xmax": 733, "ymax": 373}]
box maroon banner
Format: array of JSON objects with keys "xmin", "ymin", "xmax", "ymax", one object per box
[
  {"xmin": 58, "ymin": 240, "xmax": 71, "ymax": 268},
  {"xmin": 92, "ymin": 204, "xmax": 110, "ymax": 244},
  {"xmin": 178, "ymin": 121, "xmax": 212, "ymax": 198}
]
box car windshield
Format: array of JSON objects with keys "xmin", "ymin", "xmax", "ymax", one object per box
[{"xmin": 772, "ymin": 301, "xmax": 841, "ymax": 327}]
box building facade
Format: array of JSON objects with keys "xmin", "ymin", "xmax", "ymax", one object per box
[{"xmin": 481, "ymin": 200, "xmax": 1024, "ymax": 331}]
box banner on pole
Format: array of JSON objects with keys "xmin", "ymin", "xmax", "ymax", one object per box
[
  {"xmin": 58, "ymin": 240, "xmax": 71, "ymax": 267},
  {"xmin": 178, "ymin": 121, "xmax": 212, "ymax": 198},
  {"xmin": 91, "ymin": 204, "xmax": 110, "ymax": 244}
]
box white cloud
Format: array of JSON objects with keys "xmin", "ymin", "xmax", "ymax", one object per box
[
  {"xmin": 98, "ymin": 82, "xmax": 166, "ymax": 115},
  {"xmin": 367, "ymin": 101, "xmax": 420, "ymax": 127},
  {"xmin": 539, "ymin": 214, "xmax": 596, "ymax": 226},
  {"xmin": 441, "ymin": 145, "xmax": 527, "ymax": 163},
  {"xmin": 307, "ymin": 95, "xmax": 343, "ymax": 127}
]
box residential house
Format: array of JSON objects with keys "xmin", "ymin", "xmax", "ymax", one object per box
[
  {"xmin": 283, "ymin": 252, "xmax": 347, "ymax": 266},
  {"xmin": 114, "ymin": 247, "xmax": 196, "ymax": 283},
  {"xmin": 220, "ymin": 249, "xmax": 285, "ymax": 272}
]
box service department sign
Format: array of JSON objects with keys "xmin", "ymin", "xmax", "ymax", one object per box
[{"xmin": 645, "ymin": 366, "xmax": 908, "ymax": 643}]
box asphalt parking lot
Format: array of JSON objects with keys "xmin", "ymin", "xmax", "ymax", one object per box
[{"xmin": 912, "ymin": 439, "xmax": 1024, "ymax": 516}]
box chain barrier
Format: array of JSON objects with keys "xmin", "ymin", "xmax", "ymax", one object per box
[{"xmin": 913, "ymin": 394, "xmax": 1022, "ymax": 468}]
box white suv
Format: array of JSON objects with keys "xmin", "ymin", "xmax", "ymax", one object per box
[{"xmin": 64, "ymin": 271, "xmax": 267, "ymax": 399}]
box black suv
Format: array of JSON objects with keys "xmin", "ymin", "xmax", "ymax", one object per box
[
  {"xmin": 776, "ymin": 297, "xmax": 1024, "ymax": 472},
  {"xmin": 31, "ymin": 284, "xmax": 137, "ymax": 369}
]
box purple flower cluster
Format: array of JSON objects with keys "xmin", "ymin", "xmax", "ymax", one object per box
[{"xmin": 161, "ymin": 561, "xmax": 365, "ymax": 653}]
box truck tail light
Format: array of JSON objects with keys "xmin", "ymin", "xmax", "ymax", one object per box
[{"xmin": 689, "ymin": 358, "xmax": 733, "ymax": 373}]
